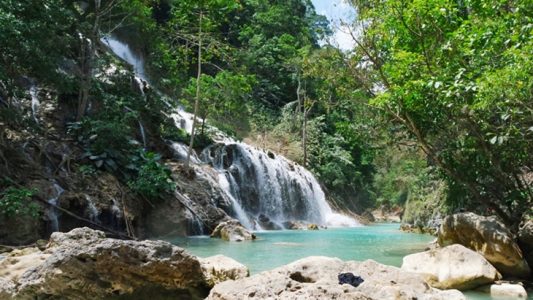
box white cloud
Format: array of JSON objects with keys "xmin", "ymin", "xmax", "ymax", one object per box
[
  {"xmin": 334, "ymin": 25, "xmax": 355, "ymax": 51},
  {"xmin": 312, "ymin": 0, "xmax": 356, "ymax": 51}
]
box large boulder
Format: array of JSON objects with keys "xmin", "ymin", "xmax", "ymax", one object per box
[
  {"xmin": 518, "ymin": 219, "xmax": 533, "ymax": 270},
  {"xmin": 438, "ymin": 212, "xmax": 531, "ymax": 278},
  {"xmin": 0, "ymin": 227, "xmax": 242, "ymax": 299},
  {"xmin": 211, "ymin": 219, "xmax": 256, "ymax": 242},
  {"xmin": 401, "ymin": 244, "xmax": 501, "ymax": 290},
  {"xmin": 200, "ymin": 255, "xmax": 249, "ymax": 287},
  {"xmin": 208, "ymin": 256, "xmax": 465, "ymax": 300}
]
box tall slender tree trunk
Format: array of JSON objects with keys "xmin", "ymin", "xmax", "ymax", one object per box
[
  {"xmin": 185, "ymin": 11, "xmax": 203, "ymax": 169},
  {"xmin": 77, "ymin": 0, "xmax": 100, "ymax": 121},
  {"xmin": 303, "ymin": 106, "xmax": 308, "ymax": 167}
]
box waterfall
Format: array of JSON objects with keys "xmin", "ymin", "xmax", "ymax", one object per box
[
  {"xmin": 30, "ymin": 85, "xmax": 39, "ymax": 123},
  {"xmin": 47, "ymin": 183, "xmax": 64, "ymax": 232},
  {"xmin": 101, "ymin": 36, "xmax": 146, "ymax": 80},
  {"xmin": 170, "ymin": 108, "xmax": 197, "ymax": 134},
  {"xmin": 85, "ymin": 195, "xmax": 100, "ymax": 223},
  {"xmin": 138, "ymin": 121, "xmax": 147, "ymax": 148},
  {"xmin": 102, "ymin": 36, "xmax": 359, "ymax": 232},
  {"xmin": 170, "ymin": 142, "xmax": 201, "ymax": 164},
  {"xmin": 202, "ymin": 143, "xmax": 360, "ymax": 229},
  {"xmin": 217, "ymin": 173, "xmax": 254, "ymax": 229},
  {"xmin": 110, "ymin": 198, "xmax": 123, "ymax": 230}
]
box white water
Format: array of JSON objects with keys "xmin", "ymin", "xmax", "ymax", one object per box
[
  {"xmin": 101, "ymin": 36, "xmax": 146, "ymax": 80},
  {"xmin": 102, "ymin": 36, "xmax": 359, "ymax": 232},
  {"xmin": 30, "ymin": 85, "xmax": 39, "ymax": 123},
  {"xmin": 138, "ymin": 121, "xmax": 147, "ymax": 148},
  {"xmin": 202, "ymin": 143, "xmax": 360, "ymax": 229},
  {"xmin": 85, "ymin": 195, "xmax": 100, "ymax": 223},
  {"xmin": 47, "ymin": 183, "xmax": 64, "ymax": 232},
  {"xmin": 217, "ymin": 173, "xmax": 254, "ymax": 229},
  {"xmin": 170, "ymin": 108, "xmax": 196, "ymax": 134},
  {"xmin": 170, "ymin": 142, "xmax": 201, "ymax": 164}
]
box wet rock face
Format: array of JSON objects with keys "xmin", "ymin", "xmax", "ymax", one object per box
[
  {"xmin": 0, "ymin": 215, "xmax": 45, "ymax": 246},
  {"xmin": 401, "ymin": 244, "xmax": 501, "ymax": 290},
  {"xmin": 207, "ymin": 256, "xmax": 466, "ymax": 300},
  {"xmin": 210, "ymin": 219, "xmax": 256, "ymax": 242},
  {"xmin": 438, "ymin": 213, "xmax": 531, "ymax": 278},
  {"xmin": 0, "ymin": 227, "xmax": 212, "ymax": 299}
]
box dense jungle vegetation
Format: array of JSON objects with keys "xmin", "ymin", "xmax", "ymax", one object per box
[{"xmin": 0, "ymin": 0, "xmax": 531, "ymax": 229}]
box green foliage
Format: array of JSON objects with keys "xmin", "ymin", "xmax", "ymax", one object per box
[
  {"xmin": 353, "ymin": 0, "xmax": 533, "ymax": 225},
  {"xmin": 182, "ymin": 71, "xmax": 255, "ymax": 133},
  {"xmin": 0, "ymin": 187, "xmax": 39, "ymax": 218},
  {"xmin": 0, "ymin": 0, "xmax": 75, "ymax": 89},
  {"xmin": 128, "ymin": 151, "xmax": 175, "ymax": 199}
]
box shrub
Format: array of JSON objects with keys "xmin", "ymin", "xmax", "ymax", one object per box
[
  {"xmin": 128, "ymin": 151, "xmax": 175, "ymax": 199},
  {"xmin": 0, "ymin": 187, "xmax": 39, "ymax": 218}
]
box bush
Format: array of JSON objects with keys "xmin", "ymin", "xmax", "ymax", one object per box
[
  {"xmin": 128, "ymin": 151, "xmax": 175, "ymax": 199},
  {"xmin": 0, "ymin": 187, "xmax": 39, "ymax": 218}
]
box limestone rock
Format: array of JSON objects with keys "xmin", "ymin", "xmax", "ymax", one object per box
[
  {"xmin": 208, "ymin": 256, "xmax": 465, "ymax": 300},
  {"xmin": 438, "ymin": 212, "xmax": 531, "ymax": 278},
  {"xmin": 490, "ymin": 283, "xmax": 528, "ymax": 299},
  {"xmin": 402, "ymin": 244, "xmax": 501, "ymax": 290},
  {"xmin": 200, "ymin": 255, "xmax": 249, "ymax": 287},
  {"xmin": 282, "ymin": 220, "xmax": 307, "ymax": 230},
  {"xmin": 0, "ymin": 227, "xmax": 211, "ymax": 299},
  {"xmin": 518, "ymin": 220, "xmax": 533, "ymax": 270},
  {"xmin": 307, "ymin": 223, "xmax": 319, "ymax": 230},
  {"xmin": 257, "ymin": 214, "xmax": 283, "ymax": 230},
  {"xmin": 211, "ymin": 219, "xmax": 256, "ymax": 242}
]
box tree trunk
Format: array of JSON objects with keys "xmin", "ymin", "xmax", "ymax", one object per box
[
  {"xmin": 303, "ymin": 107, "xmax": 308, "ymax": 167},
  {"xmin": 76, "ymin": 0, "xmax": 100, "ymax": 121},
  {"xmin": 185, "ymin": 11, "xmax": 203, "ymax": 169}
]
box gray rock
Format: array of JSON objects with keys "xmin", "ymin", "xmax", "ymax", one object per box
[
  {"xmin": 439, "ymin": 212, "xmax": 531, "ymax": 278},
  {"xmin": 0, "ymin": 227, "xmax": 217, "ymax": 299},
  {"xmin": 402, "ymin": 244, "xmax": 501, "ymax": 290},
  {"xmin": 211, "ymin": 219, "xmax": 256, "ymax": 242},
  {"xmin": 208, "ymin": 256, "xmax": 465, "ymax": 300}
]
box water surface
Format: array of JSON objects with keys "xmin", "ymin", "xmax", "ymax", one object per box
[
  {"xmin": 169, "ymin": 223, "xmax": 531, "ymax": 300},
  {"xmin": 170, "ymin": 223, "xmax": 432, "ymax": 273}
]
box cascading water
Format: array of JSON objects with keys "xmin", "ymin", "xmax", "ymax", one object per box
[
  {"xmin": 101, "ymin": 36, "xmax": 146, "ymax": 80},
  {"xmin": 30, "ymin": 85, "xmax": 39, "ymax": 123},
  {"xmin": 202, "ymin": 143, "xmax": 360, "ymax": 229},
  {"xmin": 47, "ymin": 183, "xmax": 64, "ymax": 232},
  {"xmin": 85, "ymin": 195, "xmax": 100, "ymax": 223},
  {"xmin": 138, "ymin": 121, "xmax": 147, "ymax": 148},
  {"xmin": 102, "ymin": 35, "xmax": 359, "ymax": 232}
]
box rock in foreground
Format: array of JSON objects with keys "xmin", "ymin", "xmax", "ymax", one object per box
[
  {"xmin": 438, "ymin": 212, "xmax": 531, "ymax": 278},
  {"xmin": 0, "ymin": 227, "xmax": 245, "ymax": 299},
  {"xmin": 200, "ymin": 255, "xmax": 249, "ymax": 287},
  {"xmin": 210, "ymin": 219, "xmax": 256, "ymax": 242},
  {"xmin": 402, "ymin": 244, "xmax": 501, "ymax": 290},
  {"xmin": 490, "ymin": 283, "xmax": 528, "ymax": 299},
  {"xmin": 208, "ymin": 256, "xmax": 465, "ymax": 300}
]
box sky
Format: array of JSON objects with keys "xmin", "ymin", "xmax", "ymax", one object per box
[{"xmin": 311, "ymin": 0, "xmax": 356, "ymax": 51}]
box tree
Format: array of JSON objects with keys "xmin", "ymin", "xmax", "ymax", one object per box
[
  {"xmin": 349, "ymin": 0, "xmax": 533, "ymax": 227},
  {"xmin": 167, "ymin": 0, "xmax": 241, "ymax": 168}
]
